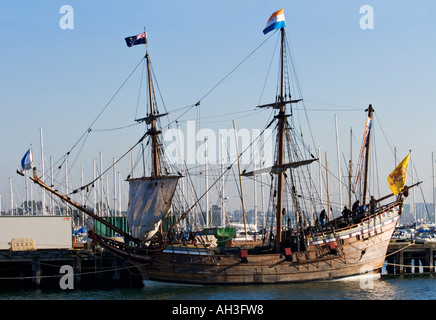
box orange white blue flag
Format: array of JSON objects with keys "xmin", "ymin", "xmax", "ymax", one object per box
[
  {"xmin": 263, "ymin": 9, "xmax": 286, "ymax": 35},
  {"xmin": 387, "ymin": 153, "xmax": 410, "ymax": 195}
]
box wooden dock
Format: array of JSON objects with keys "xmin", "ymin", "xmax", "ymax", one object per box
[
  {"xmin": 385, "ymin": 241, "xmax": 436, "ymax": 275},
  {"xmin": 0, "ymin": 246, "xmax": 143, "ymax": 289}
]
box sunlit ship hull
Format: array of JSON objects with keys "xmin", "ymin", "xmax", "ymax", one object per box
[{"xmin": 91, "ymin": 201, "xmax": 401, "ymax": 285}]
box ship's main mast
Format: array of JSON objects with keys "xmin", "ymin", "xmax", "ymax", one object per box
[
  {"xmin": 275, "ymin": 28, "xmax": 286, "ymax": 252},
  {"xmin": 134, "ymin": 28, "xmax": 168, "ymax": 178}
]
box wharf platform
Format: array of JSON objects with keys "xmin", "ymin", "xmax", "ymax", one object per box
[
  {"xmin": 0, "ymin": 246, "xmax": 142, "ymax": 289},
  {"xmin": 385, "ymin": 241, "xmax": 436, "ymax": 275}
]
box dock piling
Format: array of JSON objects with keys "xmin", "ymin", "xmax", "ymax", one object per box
[
  {"xmin": 386, "ymin": 242, "xmax": 436, "ymax": 275},
  {"xmin": 0, "ymin": 248, "xmax": 142, "ymax": 289}
]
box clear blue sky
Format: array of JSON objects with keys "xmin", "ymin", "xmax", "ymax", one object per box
[{"xmin": 1, "ymin": 1, "xmax": 435, "ymax": 215}]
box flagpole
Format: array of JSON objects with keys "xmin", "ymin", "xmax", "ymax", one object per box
[
  {"xmin": 65, "ymin": 154, "xmax": 69, "ymax": 216},
  {"xmin": 27, "ymin": 144, "xmax": 33, "ymax": 215},
  {"xmin": 50, "ymin": 156, "xmax": 54, "ymax": 215},
  {"xmin": 433, "ymin": 152, "xmax": 435, "ymax": 224},
  {"xmin": 9, "ymin": 177, "xmax": 13, "ymax": 215},
  {"xmin": 40, "ymin": 127, "xmax": 45, "ymax": 215},
  {"xmin": 144, "ymin": 27, "xmax": 148, "ymax": 55},
  {"xmin": 25, "ymin": 170, "xmax": 28, "ymax": 215},
  {"xmin": 410, "ymin": 150, "xmax": 416, "ymax": 221}
]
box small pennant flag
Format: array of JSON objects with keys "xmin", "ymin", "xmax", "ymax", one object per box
[
  {"xmin": 263, "ymin": 9, "xmax": 286, "ymax": 35},
  {"xmin": 387, "ymin": 153, "xmax": 410, "ymax": 195},
  {"xmin": 17, "ymin": 148, "xmax": 33, "ymax": 176},
  {"xmin": 125, "ymin": 32, "xmax": 147, "ymax": 47}
]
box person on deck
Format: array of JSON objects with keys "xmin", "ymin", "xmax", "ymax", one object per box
[
  {"xmin": 320, "ymin": 209, "xmax": 327, "ymax": 227},
  {"xmin": 369, "ymin": 196, "xmax": 377, "ymax": 215},
  {"xmin": 352, "ymin": 200, "xmax": 360, "ymax": 214},
  {"xmin": 341, "ymin": 206, "xmax": 352, "ymax": 225}
]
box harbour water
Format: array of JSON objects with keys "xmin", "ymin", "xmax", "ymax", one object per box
[
  {"xmin": 1, "ymin": 274, "xmax": 435, "ymax": 300},
  {"xmin": 0, "ymin": 275, "xmax": 433, "ymax": 320}
]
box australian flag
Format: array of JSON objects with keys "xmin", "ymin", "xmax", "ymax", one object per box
[{"xmin": 125, "ymin": 32, "xmax": 147, "ymax": 47}]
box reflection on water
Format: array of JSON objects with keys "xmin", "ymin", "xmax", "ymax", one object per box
[
  {"xmin": 137, "ymin": 275, "xmax": 436, "ymax": 300},
  {"xmin": 0, "ymin": 275, "xmax": 435, "ymax": 300},
  {"xmin": 139, "ymin": 278, "xmax": 395, "ymax": 300}
]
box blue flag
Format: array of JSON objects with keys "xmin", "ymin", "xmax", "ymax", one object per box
[
  {"xmin": 125, "ymin": 32, "xmax": 146, "ymax": 47},
  {"xmin": 17, "ymin": 148, "xmax": 33, "ymax": 176}
]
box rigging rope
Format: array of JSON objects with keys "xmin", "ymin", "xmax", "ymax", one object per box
[
  {"xmin": 195, "ymin": 31, "xmax": 277, "ymax": 106},
  {"xmin": 46, "ymin": 31, "xmax": 278, "ymax": 198},
  {"xmin": 160, "ymin": 32, "xmax": 277, "ymax": 133},
  {"xmin": 69, "ymin": 132, "xmax": 149, "ymax": 196},
  {"xmin": 135, "ymin": 57, "xmax": 147, "ymax": 120},
  {"xmin": 258, "ymin": 33, "xmax": 280, "ymax": 106},
  {"xmin": 55, "ymin": 55, "xmax": 146, "ymax": 173}
]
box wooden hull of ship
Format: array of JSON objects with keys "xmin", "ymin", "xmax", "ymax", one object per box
[{"xmin": 92, "ymin": 201, "xmax": 401, "ymax": 285}]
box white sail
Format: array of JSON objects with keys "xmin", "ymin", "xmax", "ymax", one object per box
[{"xmin": 127, "ymin": 176, "xmax": 179, "ymax": 241}]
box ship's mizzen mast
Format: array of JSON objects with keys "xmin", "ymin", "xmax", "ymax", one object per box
[
  {"xmin": 362, "ymin": 104, "xmax": 374, "ymax": 206},
  {"xmin": 351, "ymin": 104, "xmax": 374, "ymax": 207}
]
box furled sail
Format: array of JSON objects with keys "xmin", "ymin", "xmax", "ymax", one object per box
[
  {"xmin": 241, "ymin": 159, "xmax": 317, "ymax": 177},
  {"xmin": 127, "ymin": 176, "xmax": 180, "ymax": 241}
]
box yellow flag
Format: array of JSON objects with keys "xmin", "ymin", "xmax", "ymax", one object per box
[{"xmin": 387, "ymin": 153, "xmax": 410, "ymax": 195}]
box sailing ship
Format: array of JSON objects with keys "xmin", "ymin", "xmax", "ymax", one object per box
[{"xmin": 30, "ymin": 10, "xmax": 416, "ymax": 285}]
